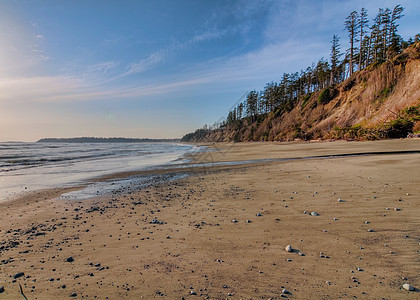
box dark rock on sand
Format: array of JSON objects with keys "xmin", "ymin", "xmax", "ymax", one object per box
[{"xmin": 13, "ymin": 272, "xmax": 25, "ymax": 279}]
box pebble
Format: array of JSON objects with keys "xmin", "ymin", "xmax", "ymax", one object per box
[
  {"xmin": 367, "ymin": 229, "xmax": 374, "ymax": 232},
  {"xmin": 282, "ymin": 288, "xmax": 289, "ymax": 294},
  {"xmin": 0, "ymin": 286, "xmax": 4, "ymax": 293},
  {"xmin": 245, "ymin": 219, "xmax": 252, "ymax": 223},
  {"xmin": 256, "ymin": 213, "xmax": 262, "ymax": 217},
  {"xmin": 13, "ymin": 272, "xmax": 25, "ymax": 279},
  {"xmin": 190, "ymin": 290, "xmax": 197, "ymax": 295},
  {"xmin": 303, "ymin": 211, "xmax": 307, "ymax": 214},
  {"xmin": 285, "ymin": 245, "xmax": 292, "ymax": 252},
  {"xmin": 66, "ymin": 256, "xmax": 74, "ymax": 263},
  {"xmin": 337, "ymin": 198, "xmax": 344, "ymax": 202},
  {"xmin": 402, "ymin": 283, "xmax": 415, "ymax": 291},
  {"xmin": 333, "ymin": 218, "xmax": 338, "ymax": 221},
  {"xmin": 70, "ymin": 292, "xmax": 77, "ymax": 297},
  {"xmin": 232, "ymin": 219, "xmax": 238, "ymax": 223},
  {"xmin": 311, "ymin": 212, "xmax": 319, "ymax": 216}
]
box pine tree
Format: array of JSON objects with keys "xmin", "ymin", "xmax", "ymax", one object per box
[
  {"xmin": 388, "ymin": 5, "xmax": 404, "ymax": 58},
  {"xmin": 358, "ymin": 8, "xmax": 368, "ymax": 69},
  {"xmin": 237, "ymin": 103, "xmax": 244, "ymax": 120},
  {"xmin": 246, "ymin": 90, "xmax": 259, "ymax": 121},
  {"xmin": 330, "ymin": 34, "xmax": 342, "ymax": 85},
  {"xmin": 381, "ymin": 8, "xmax": 391, "ymax": 60},
  {"xmin": 345, "ymin": 11, "xmax": 360, "ymax": 76}
]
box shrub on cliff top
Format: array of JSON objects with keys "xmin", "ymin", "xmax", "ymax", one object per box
[{"xmin": 318, "ymin": 87, "xmax": 338, "ymax": 105}]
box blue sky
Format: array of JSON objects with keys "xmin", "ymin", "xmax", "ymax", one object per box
[{"xmin": 0, "ymin": 0, "xmax": 419, "ymax": 141}]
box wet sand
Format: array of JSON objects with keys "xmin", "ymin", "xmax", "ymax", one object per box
[{"xmin": 0, "ymin": 139, "xmax": 419, "ymax": 299}]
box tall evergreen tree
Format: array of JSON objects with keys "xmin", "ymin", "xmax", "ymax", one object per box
[
  {"xmin": 370, "ymin": 10, "xmax": 382, "ymax": 63},
  {"xmin": 246, "ymin": 90, "xmax": 259, "ymax": 120},
  {"xmin": 237, "ymin": 103, "xmax": 244, "ymax": 120},
  {"xmin": 358, "ymin": 8, "xmax": 368, "ymax": 69},
  {"xmin": 345, "ymin": 11, "xmax": 360, "ymax": 76},
  {"xmin": 388, "ymin": 5, "xmax": 404, "ymax": 57},
  {"xmin": 330, "ymin": 34, "xmax": 342, "ymax": 85}
]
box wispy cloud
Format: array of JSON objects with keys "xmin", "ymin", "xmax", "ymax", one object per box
[
  {"xmin": 124, "ymin": 51, "xmax": 165, "ymax": 75},
  {"xmin": 86, "ymin": 61, "xmax": 120, "ymax": 74}
]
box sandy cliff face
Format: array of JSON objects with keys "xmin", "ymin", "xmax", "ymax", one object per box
[{"xmin": 184, "ymin": 43, "xmax": 420, "ymax": 142}]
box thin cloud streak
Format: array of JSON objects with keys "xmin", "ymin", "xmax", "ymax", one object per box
[{"xmin": 0, "ymin": 43, "xmax": 322, "ymax": 107}]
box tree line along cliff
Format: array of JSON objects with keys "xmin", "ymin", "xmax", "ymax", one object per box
[{"xmin": 182, "ymin": 5, "xmax": 420, "ymax": 142}]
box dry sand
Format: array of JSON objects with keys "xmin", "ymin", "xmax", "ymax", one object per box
[{"xmin": 0, "ymin": 140, "xmax": 419, "ymax": 299}]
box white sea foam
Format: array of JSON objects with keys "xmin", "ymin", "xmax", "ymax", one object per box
[{"xmin": 0, "ymin": 142, "xmax": 197, "ymax": 202}]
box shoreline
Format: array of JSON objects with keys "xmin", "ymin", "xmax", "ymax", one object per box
[{"xmin": 0, "ymin": 139, "xmax": 419, "ymax": 298}]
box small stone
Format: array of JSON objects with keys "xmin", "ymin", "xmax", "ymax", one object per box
[
  {"xmin": 364, "ymin": 221, "xmax": 370, "ymax": 224},
  {"xmin": 285, "ymin": 245, "xmax": 292, "ymax": 252},
  {"xmin": 66, "ymin": 257, "xmax": 74, "ymax": 263},
  {"xmin": 13, "ymin": 272, "xmax": 24, "ymax": 279},
  {"xmin": 310, "ymin": 212, "xmax": 318, "ymax": 216},
  {"xmin": 190, "ymin": 290, "xmax": 197, "ymax": 295},
  {"xmin": 245, "ymin": 219, "xmax": 252, "ymax": 223},
  {"xmin": 70, "ymin": 292, "xmax": 77, "ymax": 297},
  {"xmin": 303, "ymin": 211, "xmax": 307, "ymax": 214},
  {"xmin": 0, "ymin": 286, "xmax": 4, "ymax": 293},
  {"xmin": 337, "ymin": 199, "xmax": 344, "ymax": 202},
  {"xmin": 282, "ymin": 288, "xmax": 289, "ymax": 294},
  {"xmin": 232, "ymin": 219, "xmax": 238, "ymax": 223},
  {"xmin": 256, "ymin": 213, "xmax": 262, "ymax": 217},
  {"xmin": 367, "ymin": 229, "xmax": 374, "ymax": 232},
  {"xmin": 286, "ymin": 259, "xmax": 292, "ymax": 262},
  {"xmin": 402, "ymin": 283, "xmax": 415, "ymax": 291},
  {"xmin": 394, "ymin": 208, "xmax": 400, "ymax": 211},
  {"xmin": 333, "ymin": 218, "xmax": 338, "ymax": 221}
]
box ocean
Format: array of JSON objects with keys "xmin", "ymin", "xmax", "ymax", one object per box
[{"xmin": 0, "ymin": 142, "xmax": 199, "ymax": 202}]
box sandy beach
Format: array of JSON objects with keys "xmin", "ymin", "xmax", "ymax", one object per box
[{"xmin": 1, "ymin": 140, "xmax": 419, "ymax": 299}]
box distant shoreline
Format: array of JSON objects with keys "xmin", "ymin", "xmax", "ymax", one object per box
[{"xmin": 37, "ymin": 137, "xmax": 181, "ymax": 143}]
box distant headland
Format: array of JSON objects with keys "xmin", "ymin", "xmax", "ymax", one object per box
[{"xmin": 37, "ymin": 137, "xmax": 180, "ymax": 143}]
